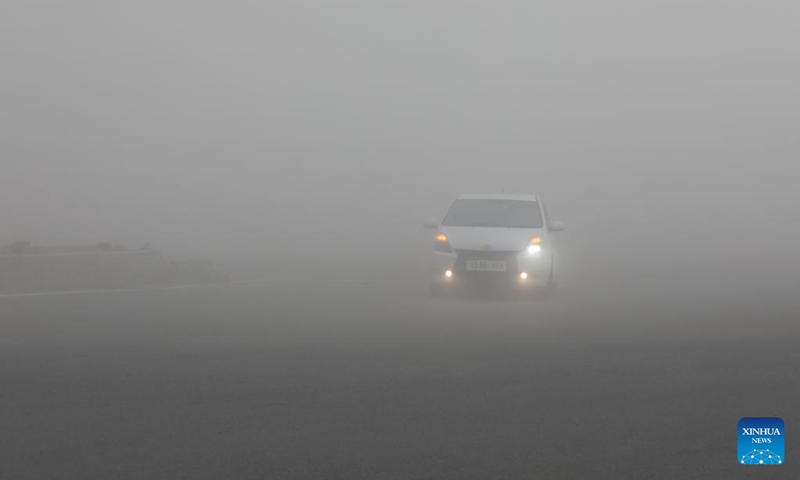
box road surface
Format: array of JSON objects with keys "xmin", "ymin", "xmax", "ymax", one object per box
[{"xmin": 1, "ymin": 278, "xmax": 798, "ymax": 479}]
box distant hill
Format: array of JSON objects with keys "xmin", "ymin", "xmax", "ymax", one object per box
[{"xmin": 0, "ymin": 241, "xmax": 229, "ymax": 294}]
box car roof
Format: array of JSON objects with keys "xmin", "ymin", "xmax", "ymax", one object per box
[{"xmin": 456, "ymin": 193, "xmax": 540, "ymax": 202}]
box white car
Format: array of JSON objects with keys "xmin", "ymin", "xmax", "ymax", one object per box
[{"xmin": 424, "ymin": 193, "xmax": 565, "ymax": 297}]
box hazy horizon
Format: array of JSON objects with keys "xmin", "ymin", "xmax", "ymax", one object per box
[{"xmin": 3, "ymin": 1, "xmax": 799, "ymax": 290}]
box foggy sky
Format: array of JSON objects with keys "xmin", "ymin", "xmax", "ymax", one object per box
[{"xmin": 2, "ymin": 1, "xmax": 799, "ymax": 286}]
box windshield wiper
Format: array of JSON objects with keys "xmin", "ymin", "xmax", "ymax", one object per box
[{"xmin": 448, "ymin": 223, "xmax": 535, "ymax": 228}]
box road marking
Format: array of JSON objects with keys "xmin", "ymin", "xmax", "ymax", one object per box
[
  {"xmin": 232, "ymin": 279, "xmax": 368, "ymax": 285},
  {"xmin": 0, "ymin": 284, "xmax": 207, "ymax": 298},
  {"xmin": 0, "ymin": 278, "xmax": 370, "ymax": 298}
]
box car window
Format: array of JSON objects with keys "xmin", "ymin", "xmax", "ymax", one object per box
[{"xmin": 442, "ymin": 199, "xmax": 543, "ymax": 228}]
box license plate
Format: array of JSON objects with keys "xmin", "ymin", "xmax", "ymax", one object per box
[{"xmin": 465, "ymin": 260, "xmax": 507, "ymax": 272}]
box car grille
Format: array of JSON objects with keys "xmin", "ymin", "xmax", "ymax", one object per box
[{"xmin": 454, "ymin": 250, "xmax": 520, "ymax": 282}]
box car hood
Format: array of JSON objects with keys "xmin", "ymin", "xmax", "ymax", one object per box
[{"xmin": 439, "ymin": 226, "xmax": 544, "ymax": 251}]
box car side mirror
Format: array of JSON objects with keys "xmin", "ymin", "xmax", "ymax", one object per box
[
  {"xmin": 423, "ymin": 218, "xmax": 439, "ymax": 229},
  {"xmin": 549, "ymin": 220, "xmax": 566, "ymax": 232}
]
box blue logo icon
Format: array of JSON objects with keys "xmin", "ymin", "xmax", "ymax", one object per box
[{"xmin": 739, "ymin": 418, "xmax": 784, "ymax": 465}]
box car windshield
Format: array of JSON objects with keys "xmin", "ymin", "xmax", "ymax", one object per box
[{"xmin": 441, "ymin": 199, "xmax": 543, "ymax": 228}]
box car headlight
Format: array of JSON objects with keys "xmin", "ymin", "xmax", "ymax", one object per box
[
  {"xmin": 434, "ymin": 233, "xmax": 453, "ymax": 253},
  {"xmin": 526, "ymin": 237, "xmax": 542, "ymax": 254}
]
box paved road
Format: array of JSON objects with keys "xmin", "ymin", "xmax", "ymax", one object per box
[{"xmin": 1, "ymin": 279, "xmax": 798, "ymax": 479}]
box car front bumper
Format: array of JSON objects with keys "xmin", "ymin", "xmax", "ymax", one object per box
[{"xmin": 428, "ymin": 249, "xmax": 551, "ymax": 288}]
